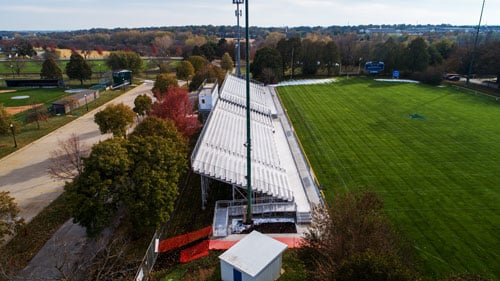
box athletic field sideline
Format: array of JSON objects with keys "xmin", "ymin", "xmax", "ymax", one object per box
[{"xmin": 278, "ymin": 78, "xmax": 500, "ymax": 279}]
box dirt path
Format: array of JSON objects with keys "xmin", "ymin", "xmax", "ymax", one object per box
[{"xmin": 5, "ymin": 104, "xmax": 43, "ymax": 115}]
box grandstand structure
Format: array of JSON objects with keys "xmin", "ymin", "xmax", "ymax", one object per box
[{"xmin": 191, "ymin": 74, "xmax": 321, "ymax": 237}]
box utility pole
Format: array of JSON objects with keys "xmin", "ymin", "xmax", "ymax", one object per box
[{"xmin": 466, "ymin": 0, "xmax": 486, "ymax": 87}]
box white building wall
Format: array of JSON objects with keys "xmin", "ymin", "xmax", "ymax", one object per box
[
  {"xmin": 254, "ymin": 255, "xmax": 283, "ymax": 281},
  {"xmin": 221, "ymin": 260, "xmax": 233, "ymax": 281},
  {"xmin": 199, "ymin": 94, "xmax": 212, "ymax": 111},
  {"xmin": 221, "ymin": 255, "xmax": 284, "ymax": 281}
]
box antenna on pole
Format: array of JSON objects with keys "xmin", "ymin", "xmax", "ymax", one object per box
[
  {"xmin": 466, "ymin": 0, "xmax": 486, "ymax": 87},
  {"xmin": 244, "ymin": 0, "xmax": 252, "ymax": 225}
]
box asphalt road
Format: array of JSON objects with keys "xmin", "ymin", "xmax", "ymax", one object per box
[{"xmin": 0, "ymin": 81, "xmax": 154, "ymax": 223}]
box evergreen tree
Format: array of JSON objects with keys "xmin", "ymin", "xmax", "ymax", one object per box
[
  {"xmin": 66, "ymin": 52, "xmax": 92, "ymax": 85},
  {"xmin": 40, "ymin": 57, "xmax": 63, "ymax": 79}
]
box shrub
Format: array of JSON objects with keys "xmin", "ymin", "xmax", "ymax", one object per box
[{"xmin": 412, "ymin": 66, "xmax": 443, "ymax": 85}]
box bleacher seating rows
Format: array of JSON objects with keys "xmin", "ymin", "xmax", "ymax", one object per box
[
  {"xmin": 192, "ymin": 75, "xmax": 294, "ymax": 202},
  {"xmin": 220, "ymin": 75, "xmax": 274, "ymax": 115}
]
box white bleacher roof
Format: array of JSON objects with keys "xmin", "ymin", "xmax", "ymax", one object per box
[{"xmin": 191, "ymin": 75, "xmax": 310, "ymax": 213}]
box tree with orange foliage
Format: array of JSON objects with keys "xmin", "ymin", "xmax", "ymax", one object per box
[{"xmin": 151, "ymin": 86, "xmax": 200, "ymax": 137}]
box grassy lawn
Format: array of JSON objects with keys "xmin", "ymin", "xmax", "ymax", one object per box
[
  {"xmin": 0, "ymin": 87, "xmax": 68, "ymax": 107},
  {"xmin": 154, "ymin": 249, "xmax": 306, "ymax": 281},
  {"xmin": 278, "ymin": 78, "xmax": 500, "ymax": 279},
  {"xmin": 0, "ymin": 59, "xmax": 110, "ymax": 74},
  {"xmin": 0, "ymin": 61, "xmax": 43, "ymax": 73}
]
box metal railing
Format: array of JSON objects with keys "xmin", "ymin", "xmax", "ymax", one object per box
[
  {"xmin": 213, "ymin": 198, "xmax": 297, "ymax": 237},
  {"xmin": 134, "ymin": 230, "xmax": 160, "ymax": 281}
]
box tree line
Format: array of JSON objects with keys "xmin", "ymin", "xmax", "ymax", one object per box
[
  {"xmin": 250, "ymin": 34, "xmax": 500, "ymax": 85},
  {"xmin": 3, "ymin": 27, "xmax": 499, "ymax": 87}
]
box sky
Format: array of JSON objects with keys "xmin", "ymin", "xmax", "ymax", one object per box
[{"xmin": 0, "ymin": 0, "xmax": 498, "ymax": 31}]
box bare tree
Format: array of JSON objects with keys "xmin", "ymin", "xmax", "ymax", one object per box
[
  {"xmin": 152, "ymin": 35, "xmax": 173, "ymax": 57},
  {"xmin": 86, "ymin": 234, "xmax": 138, "ymax": 281},
  {"xmin": 25, "ymin": 101, "xmax": 49, "ymax": 130},
  {"xmin": 336, "ymin": 33, "xmax": 358, "ymax": 69},
  {"xmin": 47, "ymin": 134, "xmax": 89, "ymax": 181},
  {"xmin": 300, "ymin": 191, "xmax": 408, "ymax": 281}
]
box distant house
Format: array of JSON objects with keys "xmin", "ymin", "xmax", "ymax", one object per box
[{"xmin": 219, "ymin": 231, "xmax": 287, "ymax": 281}]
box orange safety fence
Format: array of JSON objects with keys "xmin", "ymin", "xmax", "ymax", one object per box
[
  {"xmin": 274, "ymin": 237, "xmax": 304, "ymax": 248},
  {"xmin": 209, "ymin": 236, "xmax": 304, "ymax": 250},
  {"xmin": 208, "ymin": 240, "xmax": 238, "ymax": 250},
  {"xmin": 158, "ymin": 225, "xmax": 212, "ymax": 253},
  {"xmin": 180, "ymin": 240, "xmax": 210, "ymax": 263}
]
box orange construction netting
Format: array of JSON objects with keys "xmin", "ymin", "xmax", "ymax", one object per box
[
  {"xmin": 158, "ymin": 225, "xmax": 212, "ymax": 253},
  {"xmin": 208, "ymin": 236, "xmax": 304, "ymax": 250},
  {"xmin": 180, "ymin": 240, "xmax": 210, "ymax": 263}
]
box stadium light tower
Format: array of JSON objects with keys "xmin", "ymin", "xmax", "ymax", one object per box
[
  {"xmin": 233, "ymin": 0, "xmax": 244, "ymax": 77},
  {"xmin": 244, "ymin": 0, "xmax": 252, "ymax": 225}
]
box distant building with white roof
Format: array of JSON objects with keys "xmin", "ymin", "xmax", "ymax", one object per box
[
  {"xmin": 197, "ymin": 79, "xmax": 219, "ymax": 122},
  {"xmin": 219, "ymin": 231, "xmax": 287, "ymax": 281}
]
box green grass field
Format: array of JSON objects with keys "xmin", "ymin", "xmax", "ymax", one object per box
[
  {"xmin": 0, "ymin": 88, "xmax": 126, "ymax": 159},
  {"xmin": 278, "ymin": 78, "xmax": 500, "ymax": 279},
  {"xmin": 0, "ymin": 88, "xmax": 68, "ymax": 107}
]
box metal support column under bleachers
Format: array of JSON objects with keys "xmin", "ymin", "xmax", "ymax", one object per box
[
  {"xmin": 232, "ymin": 184, "xmax": 245, "ymax": 201},
  {"xmin": 201, "ymin": 176, "xmax": 209, "ymax": 210}
]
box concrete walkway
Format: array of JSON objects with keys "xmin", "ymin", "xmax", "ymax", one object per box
[
  {"xmin": 14, "ymin": 220, "xmax": 92, "ymax": 281},
  {"xmin": 267, "ymin": 85, "xmax": 323, "ymax": 207},
  {"xmin": 0, "ymin": 81, "xmax": 154, "ymax": 223}
]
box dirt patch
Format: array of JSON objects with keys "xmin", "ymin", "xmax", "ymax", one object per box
[
  {"xmin": 0, "ymin": 90, "xmax": 17, "ymax": 94},
  {"xmin": 5, "ymin": 104, "xmax": 43, "ymax": 115}
]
